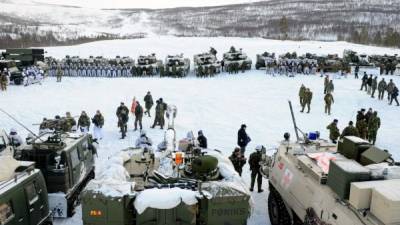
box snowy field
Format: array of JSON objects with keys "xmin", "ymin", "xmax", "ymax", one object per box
[{"xmin": 1, "ymin": 37, "xmax": 400, "ymax": 225}]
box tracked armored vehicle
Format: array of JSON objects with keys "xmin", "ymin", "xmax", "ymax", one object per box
[
  {"xmin": 164, "ymin": 54, "xmax": 190, "ymax": 77},
  {"xmin": 0, "ymin": 157, "xmax": 53, "ymax": 225},
  {"xmin": 261, "ymin": 102, "xmax": 400, "ymax": 225},
  {"xmin": 255, "ymin": 52, "xmax": 275, "ymax": 70},
  {"xmin": 15, "ymin": 132, "xmax": 96, "ymax": 218},
  {"xmin": 193, "ymin": 52, "xmax": 221, "ymax": 77},
  {"xmin": 81, "ymin": 105, "xmax": 251, "ymax": 225},
  {"xmin": 136, "ymin": 54, "xmax": 162, "ymax": 76},
  {"xmin": 223, "ymin": 47, "xmax": 252, "ymax": 71},
  {"xmin": 343, "ymin": 50, "xmax": 380, "ymax": 76}
]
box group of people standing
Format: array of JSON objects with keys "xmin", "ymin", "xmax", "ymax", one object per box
[{"xmin": 360, "ymin": 73, "xmax": 399, "ymax": 106}]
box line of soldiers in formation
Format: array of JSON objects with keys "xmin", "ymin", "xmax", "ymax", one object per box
[
  {"xmin": 326, "ymin": 108, "xmax": 381, "ymax": 145},
  {"xmin": 265, "ymin": 61, "xmax": 319, "ymax": 76},
  {"xmin": 359, "ymin": 73, "xmax": 399, "ymax": 106}
]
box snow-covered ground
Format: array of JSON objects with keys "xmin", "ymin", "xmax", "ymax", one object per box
[{"xmin": 1, "ymin": 37, "xmax": 400, "ymax": 225}]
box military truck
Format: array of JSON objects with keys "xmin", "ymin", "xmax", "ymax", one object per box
[
  {"xmin": 0, "ymin": 129, "xmax": 14, "ymax": 157},
  {"xmin": 193, "ymin": 52, "xmax": 221, "ymax": 77},
  {"xmin": 255, "ymin": 52, "xmax": 275, "ymax": 70},
  {"xmin": 136, "ymin": 54, "xmax": 162, "ymax": 76},
  {"xmin": 222, "ymin": 47, "xmax": 252, "ymax": 71},
  {"xmin": 0, "ymin": 156, "xmax": 53, "ymax": 225},
  {"xmin": 14, "ymin": 132, "xmax": 96, "ymax": 218},
  {"xmin": 81, "ymin": 105, "xmax": 251, "ymax": 225},
  {"xmin": 260, "ymin": 101, "xmax": 400, "ymax": 225},
  {"xmin": 343, "ymin": 50, "xmax": 380, "ymax": 76},
  {"xmin": 318, "ymin": 54, "xmax": 347, "ymax": 73},
  {"xmin": 164, "ymin": 54, "xmax": 190, "ymax": 77},
  {"xmin": 0, "ymin": 60, "xmax": 23, "ymax": 85}
]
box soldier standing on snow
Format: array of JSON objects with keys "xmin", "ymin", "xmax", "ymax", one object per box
[
  {"xmin": 390, "ymin": 85, "xmax": 399, "ymax": 106},
  {"xmin": 77, "ymin": 111, "xmax": 91, "ymax": 133},
  {"xmin": 299, "ymin": 84, "xmax": 306, "ymax": 106},
  {"xmin": 341, "ymin": 121, "xmax": 359, "ymax": 138},
  {"xmin": 360, "ymin": 73, "xmax": 368, "ymax": 91},
  {"xmin": 134, "ymin": 101, "xmax": 143, "ymax": 131},
  {"xmin": 237, "ymin": 124, "xmax": 251, "ymax": 154},
  {"xmin": 324, "ymin": 75, "xmax": 329, "ymax": 94},
  {"xmin": 92, "ymin": 110, "xmax": 104, "ymax": 141},
  {"xmin": 371, "ymin": 76, "xmax": 378, "ymax": 98},
  {"xmin": 378, "ymin": 78, "xmax": 387, "ymax": 100},
  {"xmin": 368, "ymin": 111, "xmax": 380, "ymax": 145},
  {"xmin": 326, "ymin": 80, "xmax": 334, "ymax": 94},
  {"xmin": 301, "ymin": 88, "xmax": 313, "ymax": 113},
  {"xmin": 144, "ymin": 91, "xmax": 154, "ymax": 117},
  {"xmin": 367, "ymin": 75, "xmax": 373, "ymax": 94},
  {"xmin": 356, "ymin": 118, "xmax": 368, "ymax": 140},
  {"xmin": 249, "ymin": 145, "xmax": 264, "ymax": 193},
  {"xmin": 229, "ymin": 147, "xmax": 246, "ymax": 176},
  {"xmin": 116, "ymin": 102, "xmax": 129, "ymax": 139},
  {"xmin": 56, "ymin": 65, "xmax": 63, "ymax": 82},
  {"xmin": 327, "ymin": 119, "xmax": 340, "ymax": 144},
  {"xmin": 387, "ymin": 79, "xmax": 395, "ymax": 102},
  {"xmin": 0, "ymin": 70, "xmax": 8, "ymax": 91},
  {"xmin": 324, "ymin": 92, "xmax": 334, "ymax": 115}
]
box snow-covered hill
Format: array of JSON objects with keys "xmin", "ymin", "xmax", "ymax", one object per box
[{"xmin": 1, "ymin": 0, "xmax": 399, "ymax": 48}]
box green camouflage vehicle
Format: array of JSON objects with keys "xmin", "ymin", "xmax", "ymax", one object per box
[
  {"xmin": 0, "ymin": 157, "xmax": 52, "ymax": 225},
  {"xmin": 81, "ymin": 105, "xmax": 251, "ymax": 225},
  {"xmin": 15, "ymin": 132, "xmax": 96, "ymax": 218},
  {"xmin": 0, "ymin": 60, "xmax": 23, "ymax": 85}
]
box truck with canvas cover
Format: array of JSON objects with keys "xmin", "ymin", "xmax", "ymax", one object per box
[
  {"xmin": 14, "ymin": 132, "xmax": 96, "ymax": 218},
  {"xmin": 81, "ymin": 105, "xmax": 251, "ymax": 225},
  {"xmin": 0, "ymin": 156, "xmax": 52, "ymax": 225},
  {"xmin": 260, "ymin": 101, "xmax": 400, "ymax": 225}
]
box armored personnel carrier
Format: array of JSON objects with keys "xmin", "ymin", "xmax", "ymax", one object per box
[
  {"xmin": 0, "ymin": 156, "xmax": 53, "ymax": 225},
  {"xmin": 223, "ymin": 47, "xmax": 252, "ymax": 71},
  {"xmin": 261, "ymin": 102, "xmax": 400, "ymax": 225},
  {"xmin": 14, "ymin": 132, "xmax": 96, "ymax": 218},
  {"xmin": 136, "ymin": 54, "xmax": 162, "ymax": 76},
  {"xmin": 255, "ymin": 52, "xmax": 276, "ymax": 70},
  {"xmin": 164, "ymin": 54, "xmax": 190, "ymax": 77},
  {"xmin": 343, "ymin": 50, "xmax": 380, "ymax": 76},
  {"xmin": 81, "ymin": 105, "xmax": 251, "ymax": 225},
  {"xmin": 193, "ymin": 52, "xmax": 221, "ymax": 77}
]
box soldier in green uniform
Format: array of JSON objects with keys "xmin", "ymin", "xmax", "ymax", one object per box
[
  {"xmin": 341, "ymin": 121, "xmax": 359, "ymax": 138},
  {"xmin": 368, "ymin": 111, "xmax": 381, "ymax": 144},
  {"xmin": 249, "ymin": 145, "xmax": 264, "ymax": 193},
  {"xmin": 299, "ymin": 84, "xmax": 306, "ymax": 106},
  {"xmin": 148, "ymin": 65, "xmax": 154, "ymax": 76},
  {"xmin": 64, "ymin": 112, "xmax": 77, "ymax": 132},
  {"xmin": 301, "ymin": 88, "xmax": 313, "ymax": 113},
  {"xmin": 159, "ymin": 65, "xmax": 165, "ymax": 77},
  {"xmin": 229, "ymin": 147, "xmax": 246, "ymax": 176},
  {"xmin": 77, "ymin": 111, "xmax": 91, "ymax": 133},
  {"xmin": 326, "ymin": 119, "xmax": 340, "ymax": 143},
  {"xmin": 144, "ymin": 91, "xmax": 154, "ymax": 117},
  {"xmin": 324, "ymin": 92, "xmax": 334, "ymax": 115},
  {"xmin": 0, "ymin": 71, "xmax": 8, "ymax": 91},
  {"xmin": 378, "ymin": 78, "xmax": 387, "ymax": 100},
  {"xmin": 197, "ymin": 65, "xmax": 203, "ymax": 77},
  {"xmin": 92, "ymin": 110, "xmax": 104, "ymax": 140},
  {"xmin": 56, "ymin": 65, "xmax": 63, "ymax": 82},
  {"xmin": 151, "ymin": 99, "xmax": 167, "ymax": 129},
  {"xmin": 356, "ymin": 118, "xmax": 368, "ymax": 140},
  {"xmin": 209, "ymin": 65, "xmax": 215, "ymax": 77},
  {"xmin": 134, "ymin": 101, "xmax": 143, "ymax": 131},
  {"xmin": 116, "ymin": 102, "xmax": 129, "ymax": 139},
  {"xmin": 371, "ymin": 76, "xmax": 378, "ymax": 98},
  {"xmin": 324, "ymin": 75, "xmax": 329, "ymax": 94},
  {"xmin": 241, "ymin": 62, "xmax": 246, "ymax": 73},
  {"xmin": 387, "ymin": 79, "xmax": 395, "ymax": 102},
  {"xmin": 326, "ymin": 80, "xmax": 334, "ymax": 94}
]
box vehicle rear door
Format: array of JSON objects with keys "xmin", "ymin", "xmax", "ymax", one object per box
[{"xmin": 24, "ymin": 181, "xmax": 42, "ymax": 225}]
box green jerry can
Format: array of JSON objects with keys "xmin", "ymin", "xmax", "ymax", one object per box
[{"xmin": 327, "ymin": 159, "xmax": 371, "ymax": 200}]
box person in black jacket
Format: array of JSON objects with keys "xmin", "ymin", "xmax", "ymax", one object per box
[
  {"xmin": 197, "ymin": 130, "xmax": 208, "ymax": 148},
  {"xmin": 360, "ymin": 73, "xmax": 368, "ymax": 91},
  {"xmin": 116, "ymin": 102, "xmax": 129, "ymax": 139},
  {"xmin": 237, "ymin": 124, "xmax": 251, "ymax": 154},
  {"xmin": 249, "ymin": 145, "xmax": 264, "ymax": 192},
  {"xmin": 390, "ymin": 85, "xmax": 399, "ymax": 106}
]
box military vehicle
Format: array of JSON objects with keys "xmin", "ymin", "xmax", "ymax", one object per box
[
  {"xmin": 255, "ymin": 52, "xmax": 276, "ymax": 70},
  {"xmin": 14, "ymin": 132, "xmax": 96, "ymax": 218},
  {"xmin": 223, "ymin": 47, "xmax": 252, "ymax": 71},
  {"xmin": 318, "ymin": 54, "xmax": 347, "ymax": 73},
  {"xmin": 260, "ymin": 101, "xmax": 400, "ymax": 225},
  {"xmin": 0, "ymin": 60, "xmax": 23, "ymax": 85},
  {"xmin": 343, "ymin": 50, "xmax": 380, "ymax": 76},
  {"xmin": 0, "ymin": 156, "xmax": 53, "ymax": 225},
  {"xmin": 81, "ymin": 105, "xmax": 251, "ymax": 225},
  {"xmin": 193, "ymin": 52, "xmax": 221, "ymax": 77},
  {"xmin": 164, "ymin": 54, "xmax": 190, "ymax": 77},
  {"xmin": 3, "ymin": 49, "xmax": 45, "ymax": 66},
  {"xmin": 0, "ymin": 129, "xmax": 14, "ymax": 157},
  {"xmin": 136, "ymin": 54, "xmax": 162, "ymax": 76}
]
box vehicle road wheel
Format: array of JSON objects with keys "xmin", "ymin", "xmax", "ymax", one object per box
[{"xmin": 268, "ymin": 190, "xmax": 292, "ymax": 225}]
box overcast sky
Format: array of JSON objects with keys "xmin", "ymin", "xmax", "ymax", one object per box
[{"xmin": 32, "ymin": 0, "xmax": 261, "ymax": 9}]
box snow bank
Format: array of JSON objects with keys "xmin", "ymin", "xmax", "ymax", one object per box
[{"xmin": 133, "ymin": 187, "xmax": 198, "ymax": 214}]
